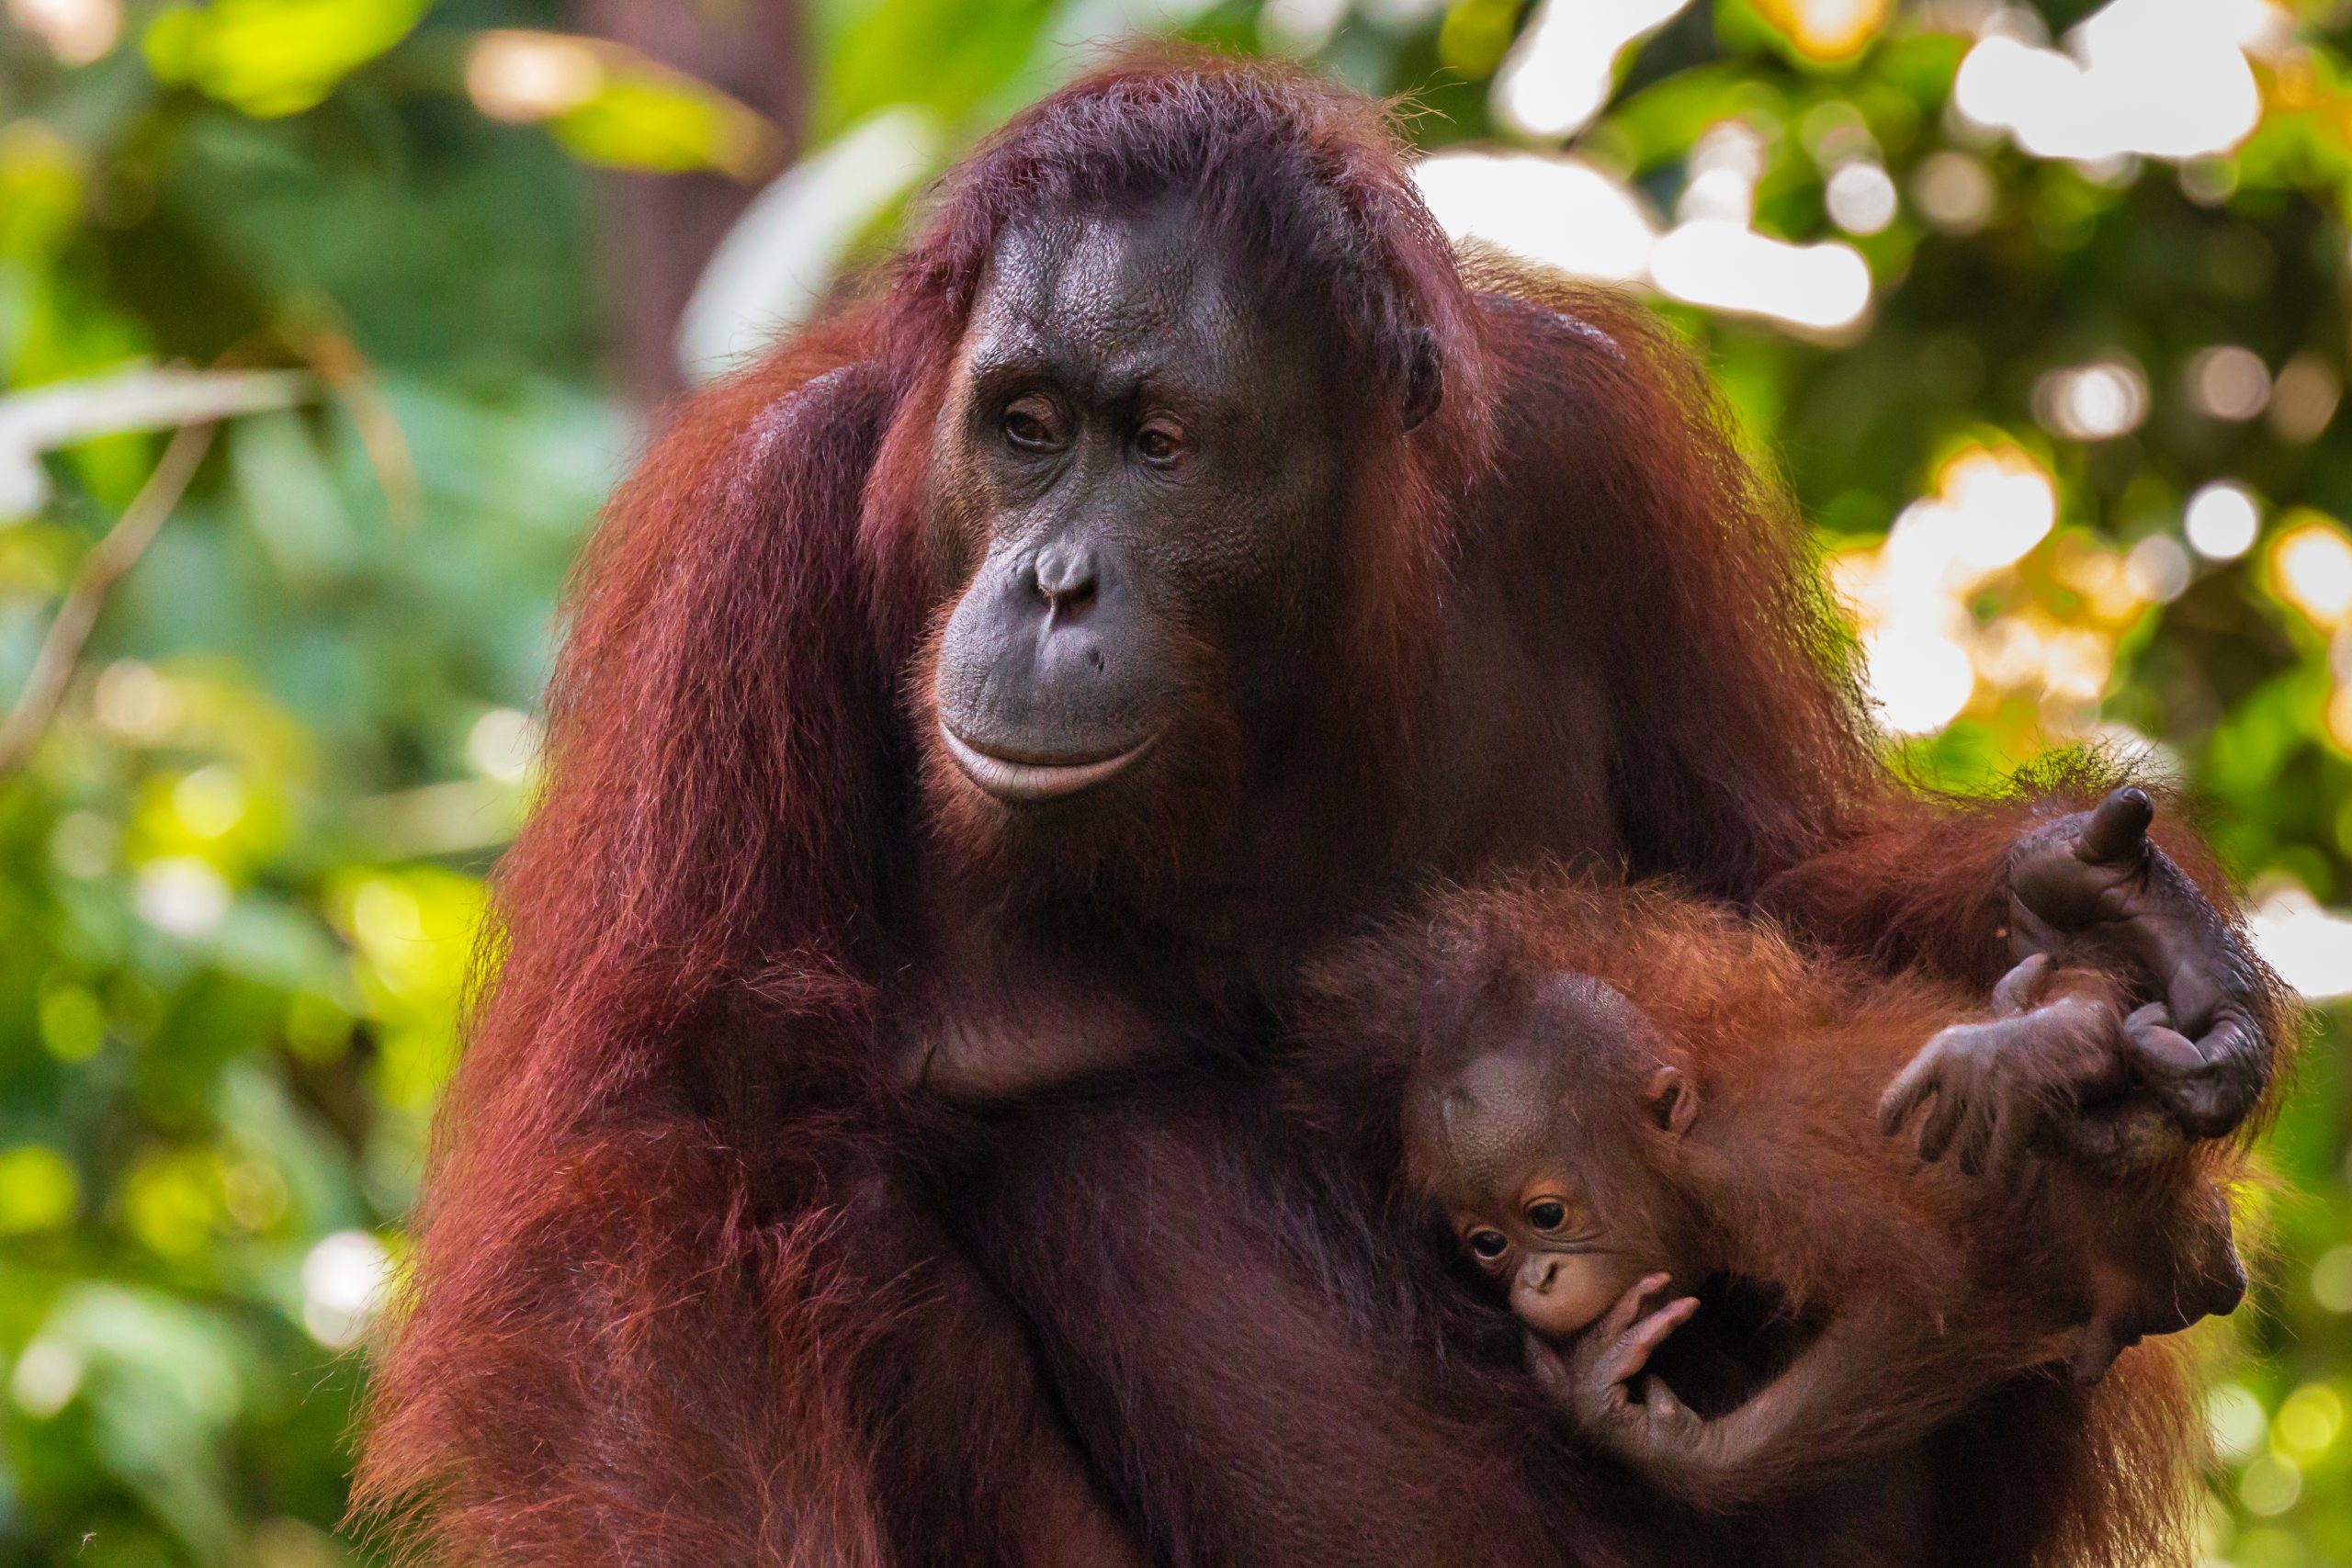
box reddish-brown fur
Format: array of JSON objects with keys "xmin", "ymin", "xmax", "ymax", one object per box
[
  {"xmin": 1291, "ymin": 874, "xmax": 2246, "ymax": 1563},
  {"xmin": 355, "ymin": 49, "xmax": 2293, "ymax": 1568}
]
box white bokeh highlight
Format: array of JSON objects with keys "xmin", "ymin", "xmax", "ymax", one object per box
[
  {"xmin": 301, "ymin": 1230, "xmax": 393, "ymax": 1350},
  {"xmin": 1951, "ymin": 0, "xmax": 2278, "ymax": 164}
]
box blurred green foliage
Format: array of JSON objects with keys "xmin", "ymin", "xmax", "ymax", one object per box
[{"xmin": 2, "ymin": 2, "xmax": 2350, "ymax": 1565}]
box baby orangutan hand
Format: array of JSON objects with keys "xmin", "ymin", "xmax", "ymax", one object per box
[
  {"xmin": 1876, "ymin": 953, "xmax": 2132, "ymax": 1186},
  {"xmin": 1525, "ymin": 1273, "xmax": 1703, "ymax": 1466}
]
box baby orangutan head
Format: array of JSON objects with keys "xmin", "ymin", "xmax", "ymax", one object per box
[{"xmin": 1402, "ymin": 973, "xmax": 1699, "ymax": 1339}]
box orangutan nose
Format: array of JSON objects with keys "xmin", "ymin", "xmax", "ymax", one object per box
[
  {"xmin": 1519, "ymin": 1255, "xmax": 1558, "ymax": 1295},
  {"xmin": 1030, "ymin": 541, "xmax": 1099, "ymax": 617}
]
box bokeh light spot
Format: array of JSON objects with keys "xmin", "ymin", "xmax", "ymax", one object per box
[
  {"xmin": 301, "ymin": 1230, "xmax": 391, "ymax": 1348},
  {"xmin": 0, "ymin": 1145, "xmax": 80, "ymax": 1234},
  {"xmin": 2274, "ymin": 1384, "xmax": 2344, "ymax": 1461},
  {"xmin": 2124, "ymin": 535, "xmax": 2191, "ymax": 602},
  {"xmin": 135, "ymin": 856, "xmax": 231, "ymax": 938},
  {"xmin": 2270, "ymin": 514, "xmax": 2352, "ymax": 626},
  {"xmin": 7, "ymin": 0, "xmax": 120, "ymax": 65},
  {"xmin": 9, "ymin": 1338, "xmax": 82, "ymax": 1417},
  {"xmin": 172, "ymin": 765, "xmax": 248, "ymax": 840},
  {"xmin": 2033, "ymin": 356, "xmax": 2149, "ymax": 440},
  {"xmin": 93, "ymin": 660, "xmax": 179, "ymax": 742},
  {"xmin": 2268, "ymin": 354, "xmax": 2341, "ymax": 444},
  {"xmin": 1494, "ymin": 0, "xmax": 1691, "ymax": 140},
  {"xmin": 2187, "ymin": 481, "xmax": 2261, "ymax": 560},
  {"xmin": 467, "ymin": 706, "xmax": 543, "ymax": 784},
  {"xmin": 1912, "ymin": 151, "xmax": 1996, "ymax": 232},
  {"xmin": 1864, "ymin": 629, "xmax": 1975, "ymax": 735},
  {"xmin": 2211, "ymin": 1382, "xmax": 2269, "ymax": 1459},
  {"xmin": 465, "ymin": 29, "xmax": 605, "ymax": 123},
  {"xmin": 2188, "ymin": 344, "xmax": 2273, "ymax": 421},
  {"xmin": 2240, "ymin": 1453, "xmax": 2303, "ymax": 1517},
  {"xmin": 2312, "ymin": 1244, "xmax": 2352, "ymax": 1312},
  {"xmin": 1825, "ymin": 160, "xmax": 1898, "ymax": 235},
  {"xmin": 37, "ymin": 985, "xmax": 105, "ymax": 1062}
]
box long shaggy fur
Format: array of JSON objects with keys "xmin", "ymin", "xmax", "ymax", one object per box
[
  {"xmin": 1294, "ymin": 874, "xmax": 2238, "ymax": 1564},
  {"xmin": 356, "ymin": 46, "xmax": 2293, "ymax": 1568}
]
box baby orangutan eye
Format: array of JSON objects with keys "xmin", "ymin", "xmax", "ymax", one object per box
[
  {"xmin": 1524, "ymin": 1199, "xmax": 1568, "ymax": 1232},
  {"xmin": 1466, "ymin": 1227, "xmax": 1510, "ymax": 1263}
]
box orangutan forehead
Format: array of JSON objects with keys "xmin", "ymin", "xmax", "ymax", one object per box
[
  {"xmin": 1408, "ymin": 1047, "xmax": 1576, "ymax": 1193},
  {"xmin": 962, "ymin": 209, "xmax": 1263, "ymax": 391}
]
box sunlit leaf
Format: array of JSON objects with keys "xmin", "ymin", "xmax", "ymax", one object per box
[
  {"xmin": 460, "ymin": 31, "xmax": 780, "ymax": 177},
  {"xmin": 143, "ymin": 0, "xmax": 432, "ymax": 118},
  {"xmin": 0, "ymin": 1144, "xmax": 80, "ymax": 1233},
  {"xmin": 548, "ymin": 73, "xmax": 775, "ymax": 176},
  {"xmin": 1748, "ymin": 0, "xmax": 1889, "ymax": 64}
]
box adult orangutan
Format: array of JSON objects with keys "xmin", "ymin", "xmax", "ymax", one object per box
[{"xmin": 356, "ymin": 49, "xmax": 2289, "ymax": 1568}]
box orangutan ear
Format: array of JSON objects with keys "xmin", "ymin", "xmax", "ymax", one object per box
[
  {"xmin": 1401, "ymin": 327, "xmax": 1443, "ymax": 431},
  {"xmin": 1645, "ymin": 1065, "xmax": 1698, "ymax": 1138}
]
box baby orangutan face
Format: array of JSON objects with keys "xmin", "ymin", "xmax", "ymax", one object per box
[{"xmin": 1403, "ymin": 976, "xmax": 1697, "ymax": 1340}]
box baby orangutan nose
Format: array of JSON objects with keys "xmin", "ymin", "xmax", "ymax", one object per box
[{"xmin": 1512, "ymin": 1250, "xmax": 1632, "ymax": 1338}]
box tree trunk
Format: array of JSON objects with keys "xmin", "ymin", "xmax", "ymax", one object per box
[{"xmin": 576, "ymin": 0, "xmax": 807, "ymax": 406}]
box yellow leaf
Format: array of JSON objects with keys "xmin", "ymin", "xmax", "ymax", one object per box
[
  {"xmin": 144, "ymin": 0, "xmax": 431, "ymax": 118},
  {"xmin": 1751, "ymin": 0, "xmax": 1888, "ymax": 62}
]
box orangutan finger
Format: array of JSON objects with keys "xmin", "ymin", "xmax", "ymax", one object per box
[
  {"xmin": 2126, "ymin": 1018, "xmax": 2206, "ymax": 1077},
  {"xmin": 2077, "ymin": 786, "xmax": 2154, "ymax": 865},
  {"xmin": 2154, "ymin": 1020, "xmax": 2267, "ymax": 1141},
  {"xmin": 1954, "ymin": 1092, "xmax": 1999, "ymax": 1179},
  {"xmin": 1599, "ymin": 1273, "xmax": 1673, "ymax": 1345},
  {"xmin": 1916, "ymin": 1078, "xmax": 1972, "ymax": 1164},
  {"xmin": 1878, "ymin": 1048, "xmax": 1946, "ymax": 1136},
  {"xmin": 1638, "ymin": 1376, "xmax": 1696, "ymax": 1424},
  {"xmin": 1985, "ymin": 1096, "xmax": 2036, "ymax": 1190},
  {"xmin": 1606, "ymin": 1296, "xmax": 1700, "ymax": 1384},
  {"xmin": 1991, "ymin": 953, "xmax": 2054, "ymax": 1017},
  {"xmin": 1523, "ymin": 1330, "xmax": 1572, "ymax": 1397}
]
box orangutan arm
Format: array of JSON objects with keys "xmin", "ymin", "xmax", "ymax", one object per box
[
  {"xmin": 964, "ymin": 1084, "xmax": 1581, "ymax": 1568},
  {"xmin": 1531, "ymin": 1280, "xmax": 2016, "ymax": 1513},
  {"xmin": 889, "ymin": 880, "xmax": 1193, "ymax": 1104},
  {"xmin": 1760, "ymin": 777, "xmax": 2289, "ymax": 1151}
]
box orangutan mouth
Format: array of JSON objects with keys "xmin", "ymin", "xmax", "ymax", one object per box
[{"xmin": 939, "ymin": 724, "xmax": 1158, "ymax": 803}]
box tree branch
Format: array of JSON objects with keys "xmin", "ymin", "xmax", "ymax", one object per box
[{"xmin": 0, "ymin": 420, "xmax": 219, "ymax": 778}]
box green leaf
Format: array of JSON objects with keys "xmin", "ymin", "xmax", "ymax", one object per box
[
  {"xmin": 143, "ymin": 0, "xmax": 432, "ymax": 118},
  {"xmin": 546, "ymin": 71, "xmax": 772, "ymax": 176}
]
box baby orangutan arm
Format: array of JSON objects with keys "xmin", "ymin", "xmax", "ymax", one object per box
[
  {"xmin": 1875, "ymin": 953, "xmax": 2139, "ymax": 1184},
  {"xmin": 1528, "ymin": 1277, "xmax": 1973, "ymax": 1512},
  {"xmin": 1878, "ymin": 950, "xmax": 2200, "ymax": 1179}
]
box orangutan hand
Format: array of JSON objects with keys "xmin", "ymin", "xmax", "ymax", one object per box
[
  {"xmin": 1878, "ymin": 953, "xmax": 2130, "ymax": 1184},
  {"xmin": 2006, "ymin": 786, "xmax": 2272, "ymax": 1146},
  {"xmin": 1525, "ymin": 1274, "xmax": 1704, "ymax": 1466}
]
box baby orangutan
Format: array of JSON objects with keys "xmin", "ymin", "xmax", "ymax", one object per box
[{"xmin": 1295, "ymin": 874, "xmax": 2248, "ymax": 1513}]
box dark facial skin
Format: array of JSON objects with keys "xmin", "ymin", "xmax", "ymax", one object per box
[
  {"xmin": 1416, "ymin": 1064, "xmax": 1645, "ymax": 1338},
  {"xmin": 1405, "ymin": 978, "xmax": 1692, "ymax": 1339},
  {"xmin": 926, "ymin": 201, "xmax": 1347, "ymax": 807}
]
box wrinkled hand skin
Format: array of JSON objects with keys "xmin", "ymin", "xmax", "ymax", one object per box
[
  {"xmin": 1876, "ymin": 953, "xmax": 2126, "ymax": 1186},
  {"xmin": 1525, "ymin": 1275, "xmax": 1705, "ymax": 1469},
  {"xmin": 2006, "ymin": 786, "xmax": 2272, "ymax": 1151}
]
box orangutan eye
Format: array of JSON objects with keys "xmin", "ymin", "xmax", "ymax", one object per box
[
  {"xmin": 1002, "ymin": 397, "xmax": 1062, "ymax": 453},
  {"xmin": 1525, "ymin": 1199, "xmax": 1568, "ymax": 1232},
  {"xmin": 1134, "ymin": 420, "xmax": 1188, "ymax": 467},
  {"xmin": 1466, "ymin": 1228, "xmax": 1509, "ymax": 1262}
]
